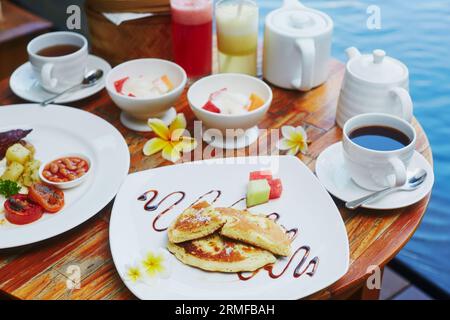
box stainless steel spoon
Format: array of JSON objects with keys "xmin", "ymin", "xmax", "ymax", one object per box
[
  {"xmin": 40, "ymin": 69, "xmax": 104, "ymax": 106},
  {"xmin": 345, "ymin": 168, "xmax": 427, "ymax": 210}
]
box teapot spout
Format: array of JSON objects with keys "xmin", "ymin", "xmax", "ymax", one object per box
[
  {"xmin": 282, "ymin": 0, "xmax": 306, "ymax": 9},
  {"xmin": 345, "ymin": 47, "xmax": 361, "ymax": 60}
]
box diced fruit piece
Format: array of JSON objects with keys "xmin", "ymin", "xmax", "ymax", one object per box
[
  {"xmin": 1, "ymin": 162, "xmax": 24, "ymax": 182},
  {"xmin": 6, "ymin": 143, "xmax": 31, "ymax": 164},
  {"xmin": 202, "ymin": 101, "xmax": 221, "ymax": 113},
  {"xmin": 268, "ymin": 178, "xmax": 283, "ymax": 199},
  {"xmin": 248, "ymin": 93, "xmax": 265, "ymax": 111},
  {"xmin": 114, "ymin": 77, "xmax": 129, "ymax": 93},
  {"xmin": 249, "ymin": 170, "xmax": 272, "ymax": 181},
  {"xmin": 161, "ymin": 75, "xmax": 174, "ymax": 91},
  {"xmin": 246, "ymin": 179, "xmax": 270, "ymax": 208},
  {"xmin": 153, "ymin": 75, "xmax": 174, "ymax": 94},
  {"xmin": 209, "ymin": 88, "xmax": 227, "ymax": 100}
]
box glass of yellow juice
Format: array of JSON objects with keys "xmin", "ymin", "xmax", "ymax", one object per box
[{"xmin": 215, "ymin": 0, "xmax": 259, "ymax": 76}]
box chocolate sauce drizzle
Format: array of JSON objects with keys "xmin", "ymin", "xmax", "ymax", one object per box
[
  {"xmin": 237, "ymin": 246, "xmax": 319, "ymax": 281},
  {"xmin": 228, "ymin": 197, "xmax": 246, "ymax": 208},
  {"xmin": 138, "ymin": 191, "xmax": 185, "ymax": 232},
  {"xmin": 189, "ymin": 190, "xmax": 221, "ymax": 207},
  {"xmin": 137, "ymin": 189, "xmax": 319, "ymax": 280}
]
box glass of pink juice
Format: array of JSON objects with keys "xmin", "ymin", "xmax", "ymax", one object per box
[{"xmin": 170, "ymin": 0, "xmax": 213, "ymax": 79}]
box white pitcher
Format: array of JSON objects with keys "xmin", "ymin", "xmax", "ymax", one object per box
[
  {"xmin": 263, "ymin": 0, "xmax": 333, "ymax": 91},
  {"xmin": 336, "ymin": 47, "xmax": 413, "ymax": 128}
]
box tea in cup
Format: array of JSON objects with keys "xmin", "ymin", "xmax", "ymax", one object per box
[
  {"xmin": 27, "ymin": 31, "xmax": 88, "ymax": 93},
  {"xmin": 342, "ymin": 113, "xmax": 416, "ymax": 190}
]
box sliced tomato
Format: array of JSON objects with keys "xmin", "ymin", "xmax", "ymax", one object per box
[
  {"xmin": 268, "ymin": 178, "xmax": 283, "ymax": 199},
  {"xmin": 114, "ymin": 77, "xmax": 129, "ymax": 94},
  {"xmin": 28, "ymin": 183, "xmax": 64, "ymax": 213},
  {"xmin": 4, "ymin": 194, "xmax": 43, "ymax": 225},
  {"xmin": 249, "ymin": 170, "xmax": 273, "ymax": 181},
  {"xmin": 202, "ymin": 101, "xmax": 221, "ymax": 113}
]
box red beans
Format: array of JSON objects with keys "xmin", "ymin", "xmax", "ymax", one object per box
[{"xmin": 43, "ymin": 157, "xmax": 89, "ymax": 183}]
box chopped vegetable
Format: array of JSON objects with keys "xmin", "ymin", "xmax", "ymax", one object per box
[
  {"xmin": 0, "ymin": 179, "xmax": 21, "ymax": 198},
  {"xmin": 246, "ymin": 179, "xmax": 271, "ymax": 208},
  {"xmin": 6, "ymin": 143, "xmax": 31, "ymax": 164},
  {"xmin": 20, "ymin": 159, "xmax": 41, "ymax": 187},
  {"xmin": 0, "ymin": 129, "xmax": 32, "ymax": 159},
  {"xmin": 1, "ymin": 162, "xmax": 24, "ymax": 181}
]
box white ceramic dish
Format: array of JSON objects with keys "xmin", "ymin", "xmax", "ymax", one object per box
[
  {"xmin": 9, "ymin": 55, "xmax": 111, "ymax": 104},
  {"xmin": 315, "ymin": 142, "xmax": 434, "ymax": 210},
  {"xmin": 39, "ymin": 153, "xmax": 92, "ymax": 189},
  {"xmin": 110, "ymin": 156, "xmax": 349, "ymax": 300},
  {"xmin": 0, "ymin": 104, "xmax": 130, "ymax": 249},
  {"xmin": 106, "ymin": 59, "xmax": 187, "ymax": 132},
  {"xmin": 187, "ymin": 73, "xmax": 272, "ymax": 149}
]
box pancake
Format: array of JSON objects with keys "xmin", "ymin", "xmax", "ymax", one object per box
[
  {"xmin": 217, "ymin": 207, "xmax": 292, "ymax": 256},
  {"xmin": 167, "ymin": 201, "xmax": 225, "ymax": 243},
  {"xmin": 167, "ymin": 233, "xmax": 276, "ymax": 273}
]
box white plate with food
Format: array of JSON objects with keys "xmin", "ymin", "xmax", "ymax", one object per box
[
  {"xmin": 0, "ymin": 104, "xmax": 130, "ymax": 248},
  {"xmin": 9, "ymin": 55, "xmax": 111, "ymax": 104},
  {"xmin": 110, "ymin": 156, "xmax": 349, "ymax": 300}
]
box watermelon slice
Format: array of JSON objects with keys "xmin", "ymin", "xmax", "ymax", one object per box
[
  {"xmin": 202, "ymin": 101, "xmax": 221, "ymax": 113},
  {"xmin": 249, "ymin": 170, "xmax": 273, "ymax": 181},
  {"xmin": 268, "ymin": 178, "xmax": 283, "ymax": 199},
  {"xmin": 114, "ymin": 77, "xmax": 129, "ymax": 94}
]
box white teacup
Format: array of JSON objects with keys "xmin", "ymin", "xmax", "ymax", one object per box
[
  {"xmin": 27, "ymin": 32, "xmax": 88, "ymax": 93},
  {"xmin": 342, "ymin": 113, "xmax": 416, "ymax": 191}
]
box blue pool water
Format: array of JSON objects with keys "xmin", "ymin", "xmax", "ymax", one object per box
[{"xmin": 258, "ymin": 0, "xmax": 450, "ymax": 293}]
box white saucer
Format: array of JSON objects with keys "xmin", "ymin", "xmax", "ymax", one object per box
[
  {"xmin": 9, "ymin": 55, "xmax": 111, "ymax": 104},
  {"xmin": 120, "ymin": 107, "xmax": 177, "ymax": 132},
  {"xmin": 315, "ymin": 142, "xmax": 434, "ymax": 210},
  {"xmin": 203, "ymin": 125, "xmax": 259, "ymax": 149}
]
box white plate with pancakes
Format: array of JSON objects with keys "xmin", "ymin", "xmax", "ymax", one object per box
[{"xmin": 110, "ymin": 156, "xmax": 349, "ymax": 300}]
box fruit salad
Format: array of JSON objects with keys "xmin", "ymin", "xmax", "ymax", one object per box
[
  {"xmin": 246, "ymin": 170, "xmax": 283, "ymax": 207},
  {"xmin": 114, "ymin": 74, "xmax": 174, "ymax": 98},
  {"xmin": 202, "ymin": 88, "xmax": 265, "ymax": 115}
]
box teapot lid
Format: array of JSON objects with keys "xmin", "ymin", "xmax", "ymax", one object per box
[
  {"xmin": 348, "ymin": 50, "xmax": 408, "ymax": 83},
  {"xmin": 267, "ymin": 7, "xmax": 332, "ymax": 37}
]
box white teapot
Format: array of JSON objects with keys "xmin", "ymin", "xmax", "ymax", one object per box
[
  {"xmin": 263, "ymin": 0, "xmax": 333, "ymax": 91},
  {"xmin": 336, "ymin": 47, "xmax": 413, "ymax": 127}
]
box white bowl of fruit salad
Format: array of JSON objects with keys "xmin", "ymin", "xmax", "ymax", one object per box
[
  {"xmin": 187, "ymin": 73, "xmax": 272, "ymax": 149},
  {"xmin": 106, "ymin": 58, "xmax": 187, "ymax": 132}
]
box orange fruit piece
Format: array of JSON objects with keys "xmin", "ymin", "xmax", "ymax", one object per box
[
  {"xmin": 248, "ymin": 93, "xmax": 265, "ymax": 111},
  {"xmin": 161, "ymin": 75, "xmax": 174, "ymax": 91}
]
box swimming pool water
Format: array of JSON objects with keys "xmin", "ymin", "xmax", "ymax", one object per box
[{"xmin": 257, "ymin": 0, "xmax": 450, "ymax": 293}]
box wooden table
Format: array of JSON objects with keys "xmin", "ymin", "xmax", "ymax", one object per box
[
  {"xmin": 0, "ymin": 0, "xmax": 53, "ymax": 79},
  {"xmin": 0, "ymin": 59, "xmax": 432, "ymax": 300}
]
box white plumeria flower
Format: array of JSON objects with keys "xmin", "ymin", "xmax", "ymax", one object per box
[
  {"xmin": 277, "ymin": 125, "xmax": 308, "ymax": 156},
  {"xmin": 140, "ymin": 248, "xmax": 173, "ymax": 280},
  {"xmin": 123, "ymin": 260, "xmax": 146, "ymax": 284}
]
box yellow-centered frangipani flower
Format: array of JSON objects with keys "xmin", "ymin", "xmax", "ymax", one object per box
[
  {"xmin": 277, "ymin": 125, "xmax": 308, "ymax": 156},
  {"xmin": 143, "ymin": 113, "xmax": 197, "ymax": 163},
  {"xmin": 141, "ymin": 251, "xmax": 167, "ymax": 278},
  {"xmin": 124, "ymin": 263, "xmax": 144, "ymax": 283}
]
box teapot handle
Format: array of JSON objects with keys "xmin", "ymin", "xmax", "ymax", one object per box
[
  {"xmin": 390, "ymin": 87, "xmax": 413, "ymax": 122},
  {"xmin": 292, "ymin": 38, "xmax": 315, "ymax": 91},
  {"xmin": 283, "ymin": 0, "xmax": 306, "ymax": 9}
]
